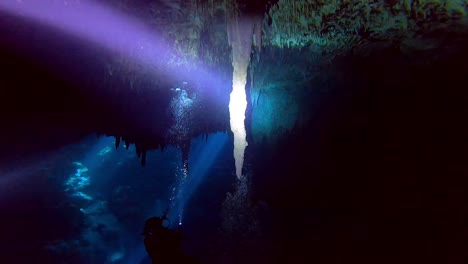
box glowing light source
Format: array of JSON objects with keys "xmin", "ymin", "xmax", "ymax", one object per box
[
  {"xmin": 230, "ymin": 68, "xmax": 248, "ymax": 179},
  {"xmin": 228, "ymin": 16, "xmax": 259, "ymax": 179}
]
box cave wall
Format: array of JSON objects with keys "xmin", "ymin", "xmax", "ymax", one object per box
[
  {"xmin": 247, "ymin": 0, "xmax": 468, "ymax": 144},
  {"xmin": 248, "ymin": 40, "xmax": 468, "ymax": 263}
]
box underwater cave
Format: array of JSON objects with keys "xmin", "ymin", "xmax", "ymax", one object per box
[{"xmin": 1, "ymin": 0, "xmax": 468, "ymax": 263}]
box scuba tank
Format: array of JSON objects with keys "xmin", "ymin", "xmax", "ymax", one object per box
[{"xmin": 160, "ymin": 209, "xmax": 171, "ymax": 228}]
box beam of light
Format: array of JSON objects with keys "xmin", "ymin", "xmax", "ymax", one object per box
[
  {"xmin": 0, "ymin": 142, "xmax": 85, "ymax": 201},
  {"xmin": 0, "ymin": 0, "xmax": 224, "ymax": 97},
  {"xmin": 0, "ymin": 161, "xmax": 46, "ymax": 200},
  {"xmin": 228, "ymin": 17, "xmax": 257, "ymax": 179},
  {"xmin": 168, "ymin": 132, "xmax": 228, "ymax": 226}
]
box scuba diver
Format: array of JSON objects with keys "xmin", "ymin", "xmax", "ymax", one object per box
[{"xmin": 142, "ymin": 210, "xmax": 185, "ymax": 263}]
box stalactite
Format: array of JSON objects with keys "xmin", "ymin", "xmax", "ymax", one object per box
[{"xmin": 115, "ymin": 136, "xmax": 121, "ymax": 148}]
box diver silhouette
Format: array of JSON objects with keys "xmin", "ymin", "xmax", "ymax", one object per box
[{"xmin": 142, "ymin": 211, "xmax": 187, "ymax": 263}]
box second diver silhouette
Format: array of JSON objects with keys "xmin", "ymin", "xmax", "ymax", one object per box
[{"xmin": 142, "ymin": 209, "xmax": 193, "ymax": 263}]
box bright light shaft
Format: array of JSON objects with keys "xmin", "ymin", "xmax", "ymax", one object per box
[
  {"xmin": 0, "ymin": 0, "xmax": 164, "ymax": 62},
  {"xmin": 0, "ymin": 0, "xmax": 222, "ymax": 95},
  {"xmin": 229, "ymin": 18, "xmax": 255, "ymax": 179},
  {"xmin": 173, "ymin": 132, "xmax": 228, "ymax": 222},
  {"xmin": 0, "ymin": 147, "xmax": 67, "ymax": 200}
]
